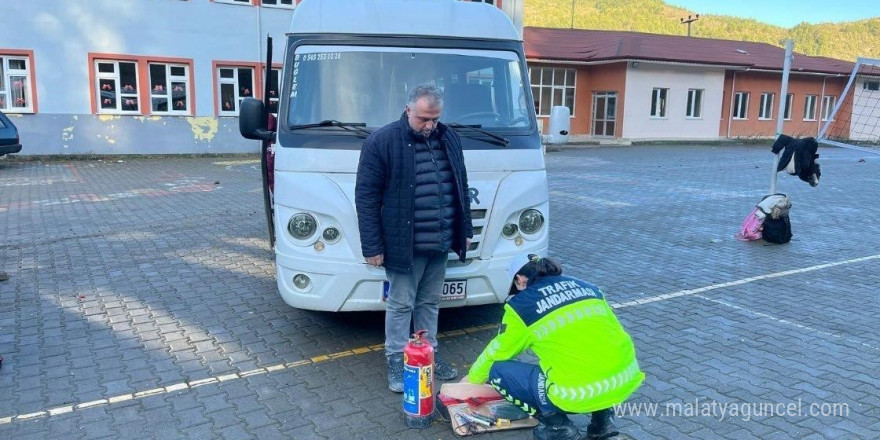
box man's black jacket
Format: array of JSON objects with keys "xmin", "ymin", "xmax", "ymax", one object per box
[{"xmin": 355, "ymin": 113, "xmax": 474, "ymax": 273}]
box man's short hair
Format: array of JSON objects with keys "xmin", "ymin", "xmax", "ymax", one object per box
[{"xmin": 407, "ymin": 84, "xmax": 444, "ymax": 109}]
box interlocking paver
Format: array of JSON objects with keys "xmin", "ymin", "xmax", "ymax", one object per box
[
  {"xmin": 1, "ymin": 147, "xmax": 878, "ymax": 439},
  {"xmin": 249, "ymin": 424, "xmax": 287, "ymax": 440}
]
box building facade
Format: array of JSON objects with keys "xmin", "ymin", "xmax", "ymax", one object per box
[
  {"xmin": 525, "ymin": 28, "xmax": 868, "ymax": 141},
  {"xmin": 3, "ymin": 0, "xmax": 300, "ymax": 154},
  {"xmin": 2, "ymin": 1, "xmax": 871, "ymax": 154},
  {"xmin": 1, "ymin": 0, "xmax": 515, "ymax": 155}
]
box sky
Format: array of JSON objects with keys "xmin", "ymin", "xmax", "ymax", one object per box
[{"xmin": 664, "ymin": 0, "xmax": 880, "ymax": 28}]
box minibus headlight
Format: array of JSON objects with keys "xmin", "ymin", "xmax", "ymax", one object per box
[
  {"xmin": 322, "ymin": 227, "xmax": 341, "ymax": 242},
  {"xmin": 502, "ymin": 223, "xmax": 518, "ymax": 238},
  {"xmin": 288, "ymin": 213, "xmax": 317, "ymax": 240},
  {"xmin": 518, "ymin": 210, "xmax": 544, "ymax": 235}
]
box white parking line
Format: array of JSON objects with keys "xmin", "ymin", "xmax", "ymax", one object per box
[
  {"xmin": 610, "ymin": 254, "xmax": 880, "ymax": 310},
  {"xmin": 0, "ymin": 359, "xmax": 333, "ymax": 425},
  {"xmin": 2, "ymin": 254, "xmax": 878, "ymax": 425},
  {"xmin": 549, "ymin": 190, "xmax": 633, "ymax": 207},
  {"xmin": 695, "ymin": 295, "xmax": 880, "ymax": 352},
  {"xmin": 211, "ymin": 160, "xmax": 261, "ymax": 166}
]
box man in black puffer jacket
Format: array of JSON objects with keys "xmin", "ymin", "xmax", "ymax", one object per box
[{"xmin": 356, "ymin": 84, "xmax": 473, "ymax": 392}]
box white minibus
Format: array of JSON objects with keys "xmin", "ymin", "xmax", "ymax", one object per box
[{"xmin": 241, "ymin": 0, "xmax": 548, "ymax": 311}]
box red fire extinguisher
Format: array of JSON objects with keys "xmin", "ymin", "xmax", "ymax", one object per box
[{"xmin": 402, "ymin": 330, "xmax": 434, "ymax": 428}]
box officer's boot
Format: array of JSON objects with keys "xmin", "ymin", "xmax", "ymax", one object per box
[
  {"xmin": 533, "ymin": 412, "xmax": 581, "ymax": 440},
  {"xmin": 586, "ymin": 408, "xmax": 619, "ymax": 439}
]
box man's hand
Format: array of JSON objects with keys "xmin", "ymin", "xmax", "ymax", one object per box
[{"xmin": 366, "ymin": 254, "xmax": 384, "ymax": 267}]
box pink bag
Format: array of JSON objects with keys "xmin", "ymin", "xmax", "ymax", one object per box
[{"xmin": 735, "ymin": 208, "xmax": 764, "ymax": 241}]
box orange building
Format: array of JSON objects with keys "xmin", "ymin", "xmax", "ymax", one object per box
[{"xmin": 524, "ymin": 27, "xmax": 864, "ymax": 141}]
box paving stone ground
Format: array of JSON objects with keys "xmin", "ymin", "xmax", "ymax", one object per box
[{"xmin": 0, "ymin": 145, "xmax": 878, "ymax": 439}]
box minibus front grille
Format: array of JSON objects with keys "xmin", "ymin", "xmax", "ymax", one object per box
[
  {"xmin": 468, "ymin": 209, "xmax": 487, "ymax": 257},
  {"xmin": 449, "ymin": 208, "xmax": 489, "ymax": 262}
]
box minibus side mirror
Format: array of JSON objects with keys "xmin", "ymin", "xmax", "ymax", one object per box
[{"xmin": 239, "ymin": 98, "xmax": 276, "ymax": 142}]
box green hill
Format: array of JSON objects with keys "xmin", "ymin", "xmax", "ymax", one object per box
[{"xmin": 525, "ymin": 0, "xmax": 880, "ymax": 61}]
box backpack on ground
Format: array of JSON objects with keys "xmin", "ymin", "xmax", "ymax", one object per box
[
  {"xmin": 757, "ymin": 193, "xmax": 792, "ymax": 244},
  {"xmin": 762, "ymin": 215, "xmax": 792, "ymax": 244},
  {"xmin": 735, "ymin": 208, "xmax": 764, "ymax": 241},
  {"xmin": 756, "ymin": 193, "xmax": 790, "ymax": 218},
  {"xmin": 736, "ymin": 194, "xmax": 792, "ymax": 243}
]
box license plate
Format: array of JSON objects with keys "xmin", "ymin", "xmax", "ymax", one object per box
[
  {"xmin": 382, "ymin": 280, "xmax": 467, "ymax": 301},
  {"xmin": 441, "ymin": 280, "xmax": 467, "ymax": 301}
]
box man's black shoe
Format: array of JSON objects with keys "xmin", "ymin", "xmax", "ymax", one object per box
[
  {"xmin": 387, "ymin": 353, "xmax": 404, "ymax": 393},
  {"xmin": 587, "ymin": 409, "xmax": 619, "ymax": 439},
  {"xmin": 434, "ymin": 354, "xmax": 458, "ymax": 381}
]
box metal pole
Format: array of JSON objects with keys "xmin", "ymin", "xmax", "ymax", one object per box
[
  {"xmin": 257, "ymin": 5, "xmax": 263, "ymax": 69},
  {"xmin": 818, "ymin": 59, "xmax": 863, "ymax": 140},
  {"xmin": 770, "ymin": 40, "xmax": 794, "ymax": 195},
  {"xmin": 261, "ymin": 35, "xmax": 275, "ymax": 248}
]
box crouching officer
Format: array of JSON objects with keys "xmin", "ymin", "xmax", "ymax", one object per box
[{"xmin": 465, "ymin": 255, "xmax": 644, "ymax": 440}]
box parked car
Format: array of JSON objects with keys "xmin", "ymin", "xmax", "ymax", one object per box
[{"xmin": 0, "ymin": 110, "xmax": 22, "ymax": 157}]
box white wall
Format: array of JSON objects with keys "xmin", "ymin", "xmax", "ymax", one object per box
[
  {"xmin": 0, "ymin": 0, "xmax": 294, "ymax": 154},
  {"xmin": 850, "ymin": 78, "xmax": 880, "ymax": 141},
  {"xmin": 622, "ymin": 63, "xmax": 725, "ymax": 139},
  {"xmin": 500, "ymin": 0, "xmax": 525, "ymax": 36}
]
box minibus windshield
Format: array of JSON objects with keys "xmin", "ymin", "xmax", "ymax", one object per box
[{"xmin": 286, "ymin": 45, "xmax": 533, "ymax": 132}]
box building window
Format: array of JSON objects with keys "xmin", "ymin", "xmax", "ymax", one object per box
[
  {"xmin": 90, "ymin": 54, "xmax": 195, "ymax": 116},
  {"xmin": 759, "ymin": 93, "xmax": 774, "ymax": 120},
  {"xmin": 1, "ymin": 53, "xmax": 35, "ymax": 113},
  {"xmin": 471, "ymin": 0, "xmax": 495, "ymax": 4},
  {"xmin": 215, "ymin": 0, "xmax": 253, "ymax": 5},
  {"xmin": 96, "ymin": 60, "xmax": 141, "ymax": 114},
  {"xmin": 821, "ymin": 95, "xmax": 836, "ymax": 121},
  {"xmin": 784, "ymin": 93, "xmax": 793, "ymax": 120},
  {"xmin": 529, "ymin": 67, "xmax": 575, "ymax": 117},
  {"xmin": 803, "ymin": 95, "xmax": 817, "ymax": 120},
  {"xmin": 732, "ymin": 92, "xmax": 748, "ymax": 119},
  {"xmin": 149, "ymin": 63, "xmax": 191, "ymax": 115},
  {"xmin": 650, "ymin": 88, "xmax": 668, "ymax": 118},
  {"xmin": 864, "ymin": 80, "xmax": 879, "ymax": 91},
  {"xmin": 262, "ymin": 0, "xmax": 294, "ymax": 7},
  {"xmin": 217, "ymin": 66, "xmax": 255, "ymax": 116},
  {"xmin": 686, "ymin": 89, "xmax": 702, "ymax": 118}
]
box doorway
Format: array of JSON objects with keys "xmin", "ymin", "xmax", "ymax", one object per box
[{"xmin": 592, "ymin": 92, "xmax": 617, "ymax": 137}]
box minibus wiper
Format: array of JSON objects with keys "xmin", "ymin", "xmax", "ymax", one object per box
[
  {"xmin": 290, "ymin": 120, "xmax": 372, "ymax": 137},
  {"xmin": 447, "ymin": 123, "xmax": 509, "ymax": 147}
]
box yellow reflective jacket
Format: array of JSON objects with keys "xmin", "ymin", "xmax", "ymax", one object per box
[{"xmin": 468, "ymin": 275, "xmax": 644, "ymax": 413}]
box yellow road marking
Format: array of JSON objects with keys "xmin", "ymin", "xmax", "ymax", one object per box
[{"xmin": 0, "ymin": 323, "xmax": 493, "ymax": 425}]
